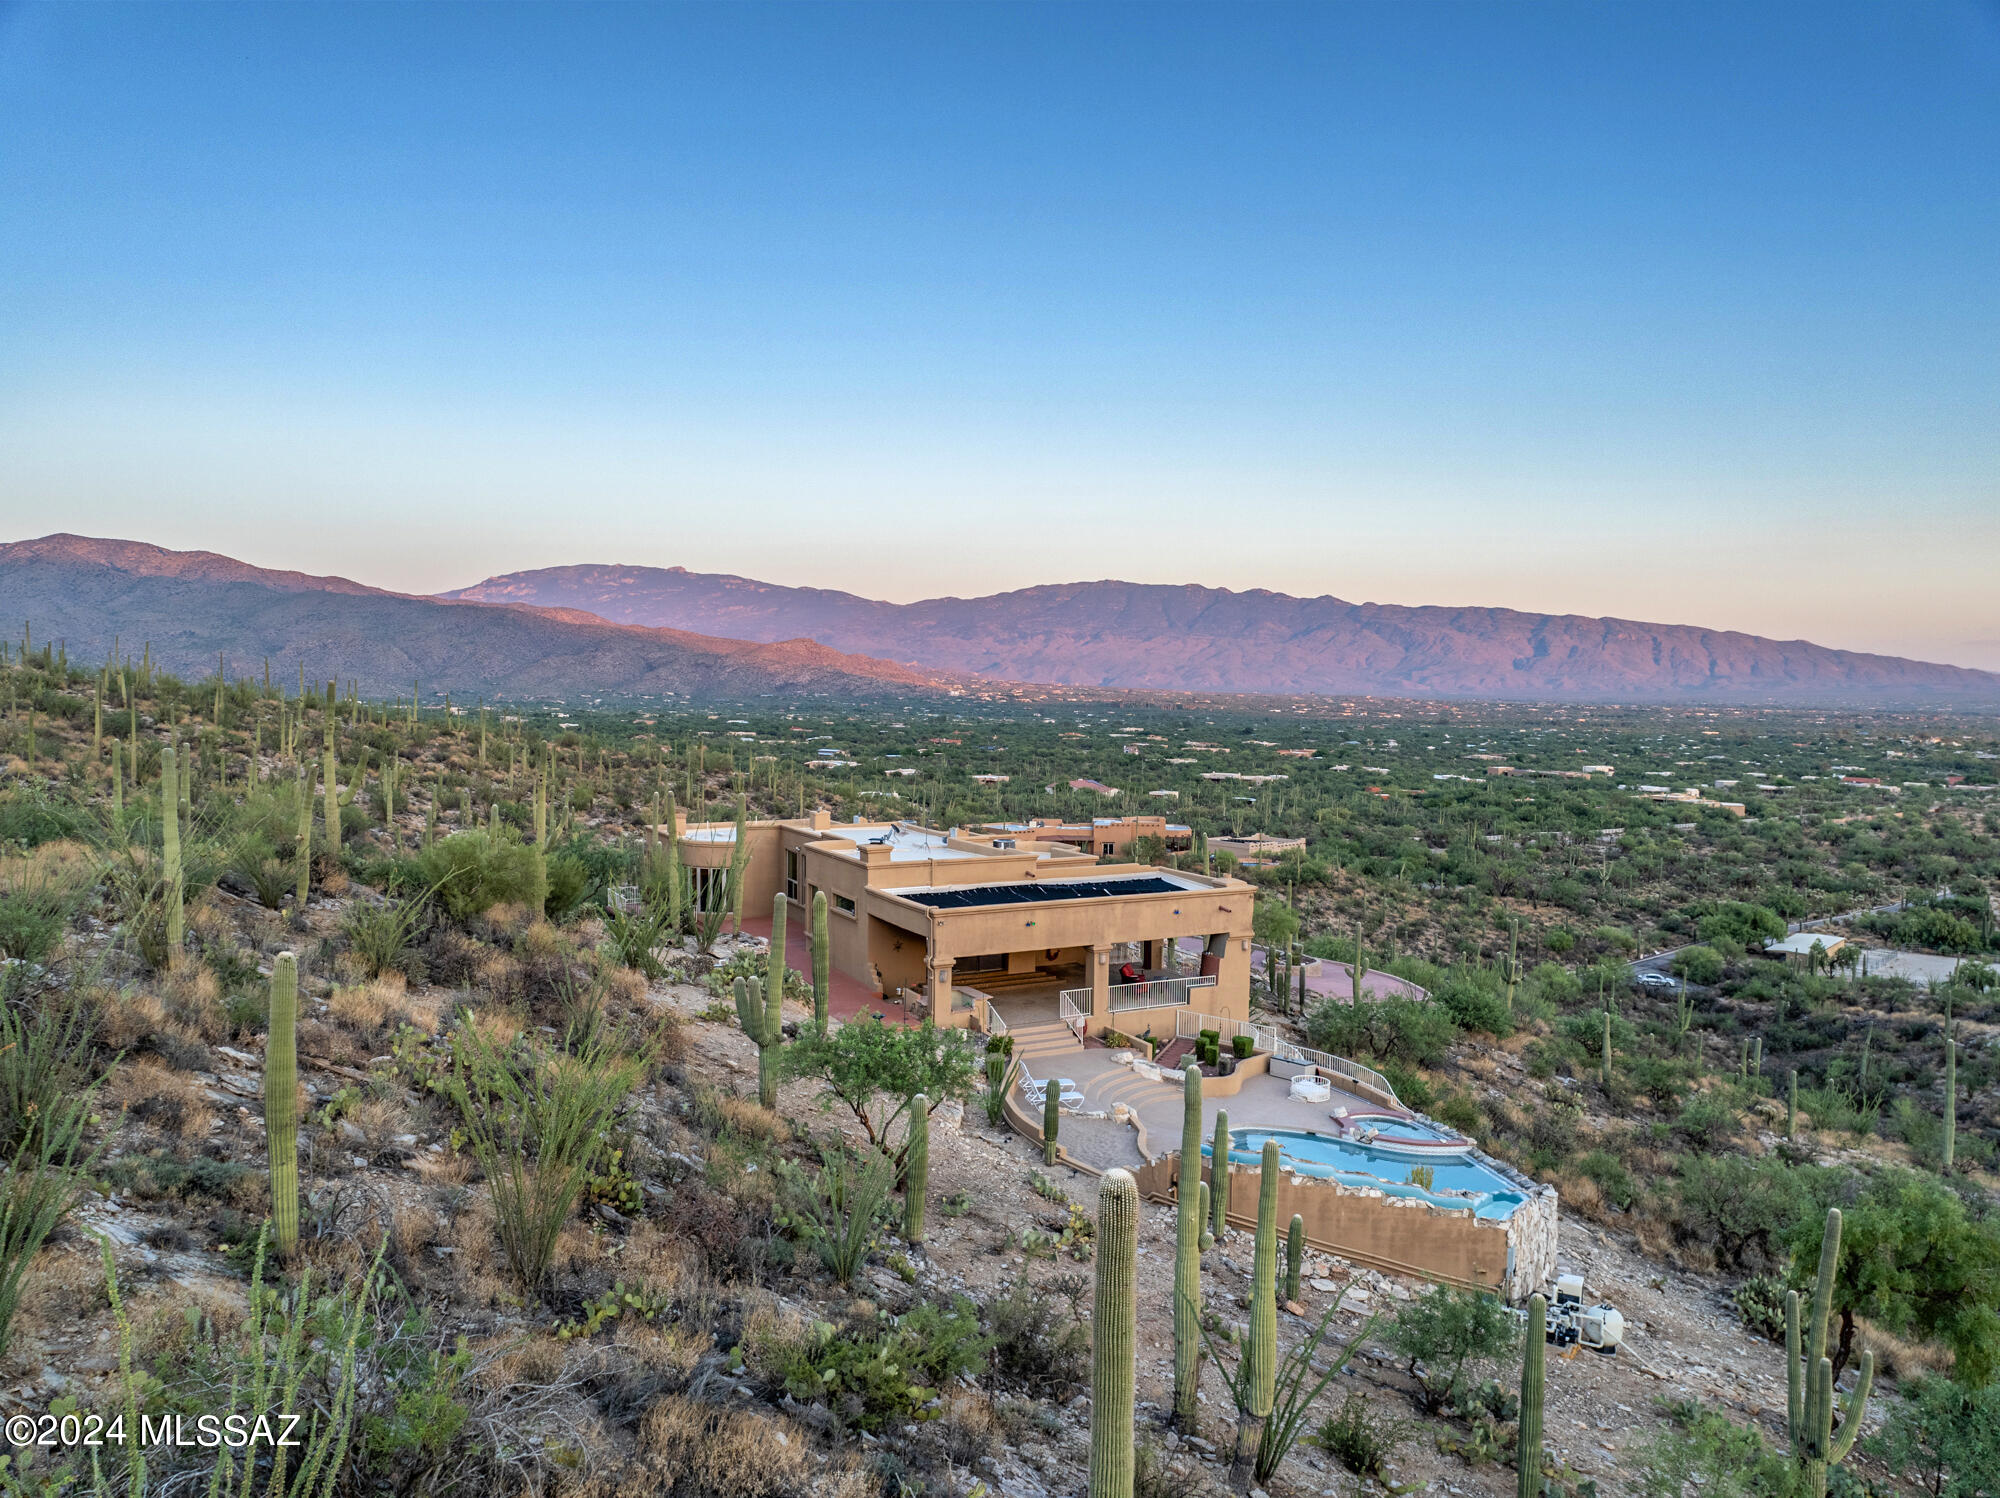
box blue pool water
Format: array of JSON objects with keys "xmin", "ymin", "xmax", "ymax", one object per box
[{"xmin": 1206, "ymin": 1127, "xmax": 1529, "ymax": 1220}]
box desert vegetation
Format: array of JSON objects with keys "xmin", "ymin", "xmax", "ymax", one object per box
[{"xmin": 0, "ymin": 637, "xmax": 1994, "ymax": 1498}]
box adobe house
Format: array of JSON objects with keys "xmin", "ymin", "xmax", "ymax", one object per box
[{"xmin": 673, "ymin": 811, "xmax": 1254, "ymax": 1033}]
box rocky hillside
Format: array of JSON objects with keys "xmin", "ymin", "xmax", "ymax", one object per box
[{"xmin": 445, "ymin": 565, "xmax": 2000, "ymax": 705}]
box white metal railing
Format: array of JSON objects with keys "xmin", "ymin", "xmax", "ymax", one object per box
[
  {"xmin": 1107, "ymin": 974, "xmax": 1217, "ymax": 1013},
  {"xmin": 1165, "ymin": 1007, "xmax": 1402, "ymax": 1108},
  {"xmin": 1058, "ymin": 991, "xmax": 1088, "ymax": 1042},
  {"xmin": 985, "ymin": 1003, "xmax": 1009, "ymax": 1040}
]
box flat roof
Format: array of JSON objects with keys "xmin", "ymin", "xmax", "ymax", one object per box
[
  {"xmin": 817, "ymin": 823, "xmax": 983, "ymax": 862},
  {"xmin": 894, "ymin": 872, "xmax": 1206, "ymax": 911},
  {"xmin": 1765, "ymin": 932, "xmax": 1848, "ymax": 955}
]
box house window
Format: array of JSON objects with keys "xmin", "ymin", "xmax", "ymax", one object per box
[
  {"xmin": 692, "ymin": 866, "xmax": 729, "ymax": 912},
  {"xmin": 958, "ymin": 953, "xmax": 1006, "ymax": 975},
  {"xmin": 833, "ymin": 894, "xmax": 857, "ymax": 916}
]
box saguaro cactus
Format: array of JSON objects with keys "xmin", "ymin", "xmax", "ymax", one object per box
[
  {"xmin": 734, "ymin": 975, "xmax": 782, "ymax": 1110},
  {"xmin": 1285, "ymin": 1213, "xmax": 1305, "ymax": 1304},
  {"xmin": 1231, "ymin": 1138, "xmax": 1280, "ymax": 1486},
  {"xmin": 1043, "ymin": 1086, "xmax": 1061, "ymax": 1166},
  {"xmin": 1601, "ymin": 1010, "xmax": 1613, "ymax": 1086},
  {"xmin": 266, "ymin": 952, "xmax": 300, "ymax": 1259},
  {"xmin": 294, "ymin": 766, "xmax": 313, "ymax": 910},
  {"xmin": 1173, "ymin": 1063, "xmax": 1205, "ymax": 1427},
  {"xmin": 1943, "ymin": 1032, "xmax": 1957, "ymax": 1173},
  {"xmin": 1504, "ymin": 916, "xmax": 1521, "ymax": 1012},
  {"xmin": 1787, "ymin": 1208, "xmax": 1874, "ymax": 1498},
  {"xmin": 1518, "ymin": 1294, "xmax": 1545, "ymax": 1498},
  {"xmin": 1788, "ymin": 1069, "xmax": 1799, "ymax": 1139},
  {"xmin": 768, "ymin": 891, "xmax": 788, "ymax": 1011},
  {"xmin": 1089, "ymin": 1169, "xmax": 1139, "ymax": 1498},
  {"xmin": 161, "ymin": 746, "xmax": 184, "ymax": 955},
  {"xmin": 905, "ymin": 1093, "xmax": 928, "ymax": 1245},
  {"xmin": 811, "ymin": 889, "xmax": 831, "ymax": 1027},
  {"xmin": 321, "ymin": 738, "xmax": 340, "ymax": 859},
  {"xmin": 1210, "ymin": 1110, "xmax": 1231, "ymax": 1240}
]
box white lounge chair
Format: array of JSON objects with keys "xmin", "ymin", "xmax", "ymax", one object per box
[
  {"xmin": 1019, "ymin": 1072, "xmax": 1087, "ymax": 1111},
  {"xmin": 1289, "ymin": 1073, "xmax": 1332, "ymax": 1104}
]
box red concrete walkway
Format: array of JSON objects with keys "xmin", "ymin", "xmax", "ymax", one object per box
[{"xmin": 736, "ymin": 912, "xmax": 920, "ymax": 1028}]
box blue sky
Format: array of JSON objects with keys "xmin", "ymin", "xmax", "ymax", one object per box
[{"xmin": 2, "ymin": 2, "xmax": 1996, "ymax": 666}]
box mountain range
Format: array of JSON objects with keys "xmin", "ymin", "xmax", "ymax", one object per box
[
  {"xmin": 3, "ymin": 534, "xmax": 1997, "ymax": 707},
  {"xmin": 444, "ymin": 562, "xmax": 2000, "ymax": 706},
  {"xmin": 0, "ymin": 536, "xmax": 945, "ymax": 700}
]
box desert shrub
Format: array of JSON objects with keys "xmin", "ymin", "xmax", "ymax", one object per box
[
  {"xmin": 0, "ymin": 875, "xmax": 75, "ymax": 963},
  {"xmin": 1318, "ymin": 1390, "xmax": 1414, "ymax": 1479},
  {"xmin": 1671, "ymin": 1155, "xmax": 1817, "ymax": 1271},
  {"xmin": 752, "ymin": 1297, "xmax": 991, "ymax": 1434},
  {"xmin": 1629, "ymin": 1057, "xmax": 1691, "ymax": 1108},
  {"xmin": 1867, "ymin": 1374, "xmax": 2000, "ymax": 1498},
  {"xmin": 414, "ymin": 831, "xmax": 545, "ymax": 922},
  {"xmin": 1432, "ymin": 1091, "xmax": 1484, "ymax": 1138},
  {"xmin": 1, "ymin": 1054, "xmax": 106, "ymax": 1357},
  {"xmin": 1385, "ymin": 1285, "xmax": 1519, "ymax": 1414},
  {"xmin": 0, "ymin": 788, "xmax": 89, "ymax": 848},
  {"xmin": 343, "ymin": 894, "xmax": 432, "ymax": 980},
  {"xmin": 1633, "ymin": 1399, "xmax": 1797, "ymax": 1498},
  {"xmin": 1378, "ymin": 1060, "xmax": 1433, "ymax": 1111},
  {"xmin": 985, "ymin": 1272, "xmax": 1090, "ymax": 1397},
  {"xmin": 1574, "ymin": 1149, "xmax": 1638, "ymax": 1211},
  {"xmin": 1672, "ymin": 945, "xmax": 1727, "ymax": 985},
  {"xmin": 1306, "ymin": 996, "xmax": 1458, "ymax": 1068},
  {"xmin": 635, "ymin": 1396, "xmax": 811, "ymax": 1498},
  {"xmin": 1433, "ymin": 973, "xmax": 1513, "ymax": 1037},
  {"xmin": 1675, "ymin": 1092, "xmax": 1741, "ymax": 1149},
  {"xmin": 775, "ymin": 1139, "xmax": 893, "ymax": 1285},
  {"xmin": 226, "ymin": 833, "xmax": 294, "ymax": 911},
  {"xmin": 0, "ymin": 975, "xmax": 97, "ymax": 1156},
  {"xmin": 604, "ymin": 904, "xmax": 674, "ymax": 980},
  {"xmin": 447, "ymin": 1022, "xmax": 646, "ymax": 1294}
]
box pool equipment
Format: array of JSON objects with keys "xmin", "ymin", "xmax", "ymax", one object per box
[{"xmin": 1544, "ymin": 1274, "xmax": 1624, "ymax": 1354}]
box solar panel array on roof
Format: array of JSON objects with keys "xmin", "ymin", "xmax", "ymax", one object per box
[{"xmin": 898, "ymin": 876, "xmax": 1183, "ymax": 910}]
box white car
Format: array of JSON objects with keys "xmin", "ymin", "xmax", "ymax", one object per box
[{"xmin": 1634, "ymin": 971, "xmax": 1677, "ymax": 991}]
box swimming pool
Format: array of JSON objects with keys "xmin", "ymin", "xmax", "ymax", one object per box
[{"xmin": 1205, "ymin": 1127, "xmax": 1530, "ymax": 1220}]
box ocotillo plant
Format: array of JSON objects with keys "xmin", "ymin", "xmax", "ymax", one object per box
[
  {"xmin": 1285, "ymin": 1213, "xmax": 1305, "ymax": 1304},
  {"xmin": 1518, "ymin": 1294, "xmax": 1545, "ymax": 1498},
  {"xmin": 905, "ymin": 1093, "xmax": 928, "ymax": 1245},
  {"xmin": 1210, "ymin": 1109, "xmax": 1230, "ymax": 1240},
  {"xmin": 1787, "ymin": 1208, "xmax": 1874, "ymax": 1498},
  {"xmin": 734, "ymin": 975, "xmax": 783, "ymax": 1110},
  {"xmin": 1173, "ymin": 1062, "xmax": 1205, "ymax": 1427},
  {"xmin": 1231, "ymin": 1138, "xmax": 1280, "ymax": 1486},
  {"xmin": 811, "ymin": 888, "xmax": 831, "ymax": 1027},
  {"xmin": 161, "ymin": 745, "xmax": 184, "ymax": 955},
  {"xmin": 1043, "ymin": 1087, "xmax": 1061, "ymax": 1166},
  {"xmin": 266, "ymin": 952, "xmax": 300, "ymax": 1259},
  {"xmin": 1091, "ymin": 1170, "xmax": 1139, "ymax": 1498}
]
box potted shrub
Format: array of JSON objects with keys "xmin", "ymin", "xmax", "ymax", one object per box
[{"xmin": 1230, "ymin": 1034, "xmax": 1256, "ymax": 1061}]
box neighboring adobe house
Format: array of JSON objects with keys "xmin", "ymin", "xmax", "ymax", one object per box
[
  {"xmin": 671, "ymin": 811, "xmax": 1255, "ymax": 1032},
  {"xmin": 970, "ymin": 815, "xmax": 1194, "ymax": 857}
]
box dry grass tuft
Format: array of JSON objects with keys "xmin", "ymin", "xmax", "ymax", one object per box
[
  {"xmin": 636, "ymin": 1396, "xmax": 810, "ymax": 1498},
  {"xmin": 159, "ymin": 960, "xmax": 227, "ymax": 1043},
  {"xmin": 109, "ymin": 1057, "xmax": 214, "ymax": 1139}
]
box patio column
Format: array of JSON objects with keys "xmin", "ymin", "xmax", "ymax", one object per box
[
  {"xmin": 1091, "ymin": 943, "xmax": 1113, "ymax": 1018},
  {"xmin": 927, "ymin": 957, "xmax": 953, "ymax": 1020}
]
